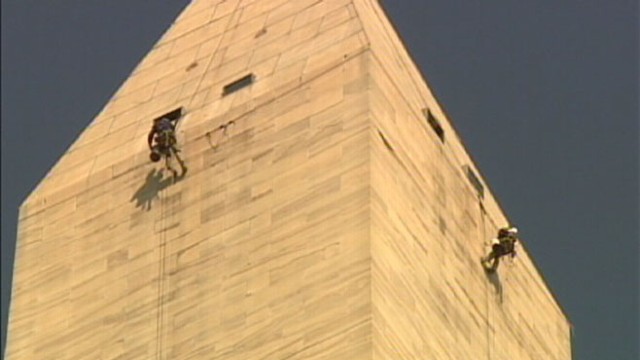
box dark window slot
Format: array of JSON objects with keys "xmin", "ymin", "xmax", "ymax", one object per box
[
  {"xmin": 222, "ymin": 73, "xmax": 255, "ymax": 96},
  {"xmin": 154, "ymin": 107, "xmax": 184, "ymax": 123},
  {"xmin": 378, "ymin": 130, "xmax": 395, "ymax": 152},
  {"xmin": 424, "ymin": 109, "xmax": 445, "ymax": 143},
  {"xmin": 464, "ymin": 165, "xmax": 484, "ymax": 198}
]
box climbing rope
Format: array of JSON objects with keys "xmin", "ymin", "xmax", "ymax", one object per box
[
  {"xmin": 153, "ymin": 4, "xmax": 244, "ymax": 357},
  {"xmin": 156, "ymin": 184, "xmax": 165, "ymax": 359},
  {"xmin": 185, "ymin": 0, "xmax": 243, "ymax": 111},
  {"xmin": 479, "ymin": 198, "xmax": 493, "ymax": 360},
  {"xmin": 155, "ymin": 182, "xmax": 168, "ymax": 360}
]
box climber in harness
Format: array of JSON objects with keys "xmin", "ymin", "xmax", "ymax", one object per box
[
  {"xmin": 481, "ymin": 226, "xmax": 519, "ymax": 272},
  {"xmin": 147, "ymin": 116, "xmax": 186, "ymax": 178}
]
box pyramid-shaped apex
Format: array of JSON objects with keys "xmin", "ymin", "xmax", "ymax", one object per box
[
  {"xmin": 22, "ymin": 0, "xmax": 378, "ymax": 208},
  {"xmin": 8, "ymin": 2, "xmax": 572, "ymax": 359}
]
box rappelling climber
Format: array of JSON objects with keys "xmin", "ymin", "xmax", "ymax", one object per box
[
  {"xmin": 147, "ymin": 116, "xmax": 186, "ymax": 178},
  {"xmin": 481, "ymin": 226, "xmax": 519, "ymax": 272}
]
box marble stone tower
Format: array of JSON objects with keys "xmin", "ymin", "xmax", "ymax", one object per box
[{"xmin": 6, "ymin": 1, "xmax": 572, "ymax": 359}]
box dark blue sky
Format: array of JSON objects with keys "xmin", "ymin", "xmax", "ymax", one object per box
[{"xmin": 2, "ymin": 1, "xmax": 638, "ymax": 359}]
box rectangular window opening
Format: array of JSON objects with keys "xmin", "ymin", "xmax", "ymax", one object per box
[
  {"xmin": 464, "ymin": 165, "xmax": 484, "ymax": 198},
  {"xmin": 154, "ymin": 107, "xmax": 184, "ymax": 124},
  {"xmin": 222, "ymin": 73, "xmax": 255, "ymax": 96},
  {"xmin": 424, "ymin": 109, "xmax": 445, "ymax": 143}
]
